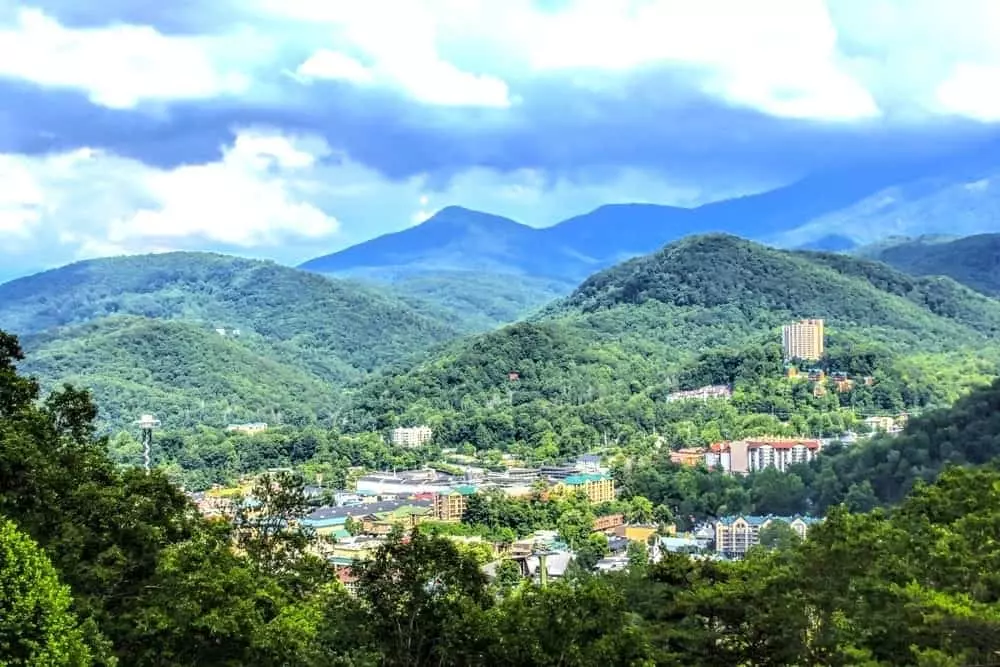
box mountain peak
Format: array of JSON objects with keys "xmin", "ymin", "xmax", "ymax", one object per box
[{"xmin": 420, "ymin": 206, "xmax": 525, "ymax": 229}]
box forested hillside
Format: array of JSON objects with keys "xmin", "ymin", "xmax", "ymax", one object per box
[
  {"xmin": 343, "ymin": 235, "xmax": 1000, "ymax": 456},
  {"xmin": 0, "ymin": 252, "xmax": 461, "ymax": 428},
  {"xmin": 359, "ymin": 270, "xmax": 574, "ymax": 332},
  {"xmin": 865, "ymin": 233, "xmax": 1000, "ymax": 297}
]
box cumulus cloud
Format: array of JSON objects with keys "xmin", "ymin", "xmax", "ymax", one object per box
[
  {"xmin": 0, "ymin": 7, "xmax": 262, "ymax": 108},
  {"xmin": 0, "ymin": 129, "xmax": 340, "ymax": 269}
]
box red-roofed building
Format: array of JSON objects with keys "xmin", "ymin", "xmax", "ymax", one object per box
[{"xmin": 707, "ymin": 438, "xmax": 823, "ymax": 475}]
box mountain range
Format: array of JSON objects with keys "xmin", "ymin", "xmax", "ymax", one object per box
[{"xmin": 300, "ymin": 156, "xmax": 1000, "ymax": 282}]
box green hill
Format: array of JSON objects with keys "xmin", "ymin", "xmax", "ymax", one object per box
[
  {"xmin": 0, "ymin": 252, "xmax": 462, "ymax": 428},
  {"xmin": 859, "ymin": 233, "xmax": 1000, "ymax": 298},
  {"xmin": 342, "ymin": 235, "xmax": 1000, "ymax": 455},
  {"xmin": 356, "ymin": 270, "xmax": 574, "ymax": 332},
  {"xmin": 21, "ymin": 317, "xmax": 338, "ymax": 428}
]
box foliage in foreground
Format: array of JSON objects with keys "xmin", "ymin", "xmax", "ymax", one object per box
[{"xmin": 4, "ymin": 328, "xmax": 1000, "ymax": 665}]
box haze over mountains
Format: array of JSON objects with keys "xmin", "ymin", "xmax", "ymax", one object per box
[{"xmin": 298, "ymin": 155, "xmax": 1000, "ymax": 282}]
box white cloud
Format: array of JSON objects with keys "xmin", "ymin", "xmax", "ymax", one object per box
[
  {"xmin": 0, "ymin": 8, "xmax": 258, "ymax": 108},
  {"xmin": 265, "ymin": 0, "xmax": 511, "ymax": 107},
  {"xmin": 0, "ymin": 129, "xmax": 340, "ymax": 268},
  {"xmin": 935, "ymin": 63, "xmax": 1000, "ymax": 121}
]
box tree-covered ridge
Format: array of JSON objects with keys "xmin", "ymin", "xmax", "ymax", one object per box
[
  {"xmin": 0, "ymin": 251, "xmax": 459, "ymax": 378},
  {"xmin": 21, "ymin": 317, "xmax": 339, "ymax": 429},
  {"xmin": 374, "ymin": 270, "xmax": 574, "ymax": 332},
  {"xmin": 866, "ymin": 233, "xmax": 1000, "ymax": 298},
  {"xmin": 562, "ymin": 234, "xmax": 1000, "ymax": 341},
  {"xmin": 342, "ymin": 235, "xmax": 1000, "ymax": 454},
  {"xmin": 0, "ymin": 252, "xmax": 470, "ymax": 429}
]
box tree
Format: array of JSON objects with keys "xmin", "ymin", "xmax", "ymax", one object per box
[
  {"xmin": 626, "ymin": 496, "xmax": 654, "ymax": 524},
  {"xmin": 230, "ymin": 471, "xmax": 323, "ymax": 588},
  {"xmin": 352, "ymin": 531, "xmax": 493, "ymax": 666},
  {"xmin": 627, "ymin": 540, "xmax": 649, "ymax": 571},
  {"xmin": 757, "ymin": 520, "xmax": 802, "ymax": 551},
  {"xmin": 0, "ymin": 517, "xmax": 93, "ymax": 666}
]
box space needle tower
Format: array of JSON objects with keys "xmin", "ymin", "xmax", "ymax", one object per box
[{"xmin": 134, "ymin": 414, "xmax": 161, "ymax": 474}]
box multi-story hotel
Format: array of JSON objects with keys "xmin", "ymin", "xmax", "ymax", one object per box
[
  {"xmin": 390, "ymin": 426, "xmax": 434, "ymax": 448},
  {"xmin": 715, "ymin": 514, "xmax": 820, "ymax": 558},
  {"xmin": 557, "ymin": 473, "xmax": 615, "ymax": 504},
  {"xmin": 782, "ymin": 319, "xmax": 825, "ymax": 361},
  {"xmin": 432, "ymin": 485, "xmax": 477, "ymax": 522},
  {"xmin": 707, "ymin": 438, "xmax": 823, "ymax": 474}
]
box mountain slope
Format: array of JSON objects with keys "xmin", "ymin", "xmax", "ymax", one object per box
[
  {"xmin": 342, "ymin": 235, "xmax": 1000, "ymax": 452},
  {"xmin": 21, "ymin": 317, "xmax": 338, "ymax": 428},
  {"xmin": 300, "ymin": 206, "xmax": 583, "ymax": 278},
  {"xmin": 775, "ymin": 169, "xmax": 1000, "ymax": 248},
  {"xmin": 862, "ymin": 234, "xmax": 1000, "ymax": 298},
  {"xmin": 374, "ymin": 271, "xmax": 574, "ymax": 332},
  {"xmin": 0, "ymin": 252, "xmax": 463, "ymax": 428}
]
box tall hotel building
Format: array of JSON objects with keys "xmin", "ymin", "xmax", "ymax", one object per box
[{"xmin": 782, "ymin": 319, "xmax": 825, "ymax": 361}]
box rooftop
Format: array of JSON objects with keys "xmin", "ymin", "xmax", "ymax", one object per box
[{"xmin": 563, "ymin": 473, "xmax": 611, "ymax": 485}]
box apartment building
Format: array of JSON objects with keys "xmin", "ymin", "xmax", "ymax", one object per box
[
  {"xmin": 715, "ymin": 514, "xmax": 819, "ymax": 558},
  {"xmin": 782, "ymin": 318, "xmax": 825, "ymax": 361},
  {"xmin": 432, "ymin": 485, "xmax": 477, "ymax": 522},
  {"xmin": 390, "ymin": 426, "xmax": 433, "ymax": 448}
]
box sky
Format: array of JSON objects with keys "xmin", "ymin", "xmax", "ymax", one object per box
[{"xmin": 1, "ymin": 0, "xmax": 1000, "ymax": 278}]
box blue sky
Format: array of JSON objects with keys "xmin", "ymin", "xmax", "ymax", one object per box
[{"xmin": 1, "ymin": 0, "xmax": 999, "ymax": 277}]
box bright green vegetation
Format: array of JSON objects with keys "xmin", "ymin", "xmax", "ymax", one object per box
[
  {"xmin": 0, "ymin": 517, "xmax": 93, "ymax": 666},
  {"xmin": 4, "ymin": 331, "xmax": 1000, "ymax": 666},
  {"xmin": 862, "ymin": 233, "xmax": 1000, "ymax": 298},
  {"xmin": 342, "ymin": 235, "xmax": 1000, "ymax": 456},
  {"xmin": 373, "ymin": 270, "xmax": 574, "ymax": 332},
  {"xmin": 0, "ymin": 252, "xmax": 461, "ymax": 429},
  {"xmin": 23, "ymin": 317, "xmax": 338, "ymax": 429}
]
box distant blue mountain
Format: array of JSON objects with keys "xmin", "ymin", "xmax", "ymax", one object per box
[{"xmin": 300, "ymin": 154, "xmax": 1000, "ymax": 281}]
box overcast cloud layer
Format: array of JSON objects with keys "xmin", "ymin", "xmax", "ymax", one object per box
[{"xmin": 1, "ymin": 0, "xmax": 999, "ymax": 277}]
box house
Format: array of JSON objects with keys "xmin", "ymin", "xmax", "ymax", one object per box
[
  {"xmin": 594, "ymin": 556, "xmax": 630, "ymax": 572},
  {"xmin": 715, "ymin": 515, "xmax": 820, "ymax": 559},
  {"xmin": 670, "ymin": 447, "xmax": 707, "ymax": 467},
  {"xmin": 225, "ymin": 423, "xmax": 268, "ymax": 436},
  {"xmin": 592, "ymin": 514, "xmax": 625, "ymax": 532},
  {"xmin": 360, "ymin": 504, "xmax": 433, "ymax": 535},
  {"xmin": 615, "ymin": 524, "xmax": 657, "ymax": 543}
]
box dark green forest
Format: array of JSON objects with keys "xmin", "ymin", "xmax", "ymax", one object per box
[
  {"xmin": 341, "ymin": 235, "xmax": 1000, "ymax": 456},
  {"xmin": 4, "ymin": 329, "xmax": 1000, "ymax": 666},
  {"xmin": 865, "ymin": 233, "xmax": 1000, "ymax": 298},
  {"xmin": 0, "ymin": 252, "xmax": 463, "ymax": 428}
]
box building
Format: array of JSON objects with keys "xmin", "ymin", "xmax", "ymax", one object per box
[
  {"xmin": 432, "ymin": 485, "xmax": 477, "ymax": 522},
  {"xmin": 592, "ymin": 514, "xmax": 624, "ymax": 532},
  {"xmin": 355, "ymin": 470, "xmax": 456, "ymax": 496},
  {"xmin": 615, "ymin": 524, "xmax": 657, "ymax": 543},
  {"xmin": 709, "ymin": 438, "xmax": 823, "ymax": 474},
  {"xmin": 558, "ymin": 473, "xmax": 615, "ymax": 504},
  {"xmin": 715, "ymin": 515, "xmax": 820, "ymax": 559},
  {"xmin": 670, "ymin": 447, "xmax": 707, "ymax": 467},
  {"xmin": 574, "ymin": 454, "xmax": 603, "ymax": 473},
  {"xmin": 390, "ymin": 426, "xmax": 433, "ymax": 448},
  {"xmin": 782, "ymin": 319, "xmax": 825, "ymax": 361},
  {"xmin": 225, "ymin": 422, "xmax": 268, "ymax": 435},
  {"xmin": 361, "ymin": 504, "xmax": 433, "ymax": 535},
  {"xmin": 666, "ymin": 384, "xmax": 733, "ymax": 402}
]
